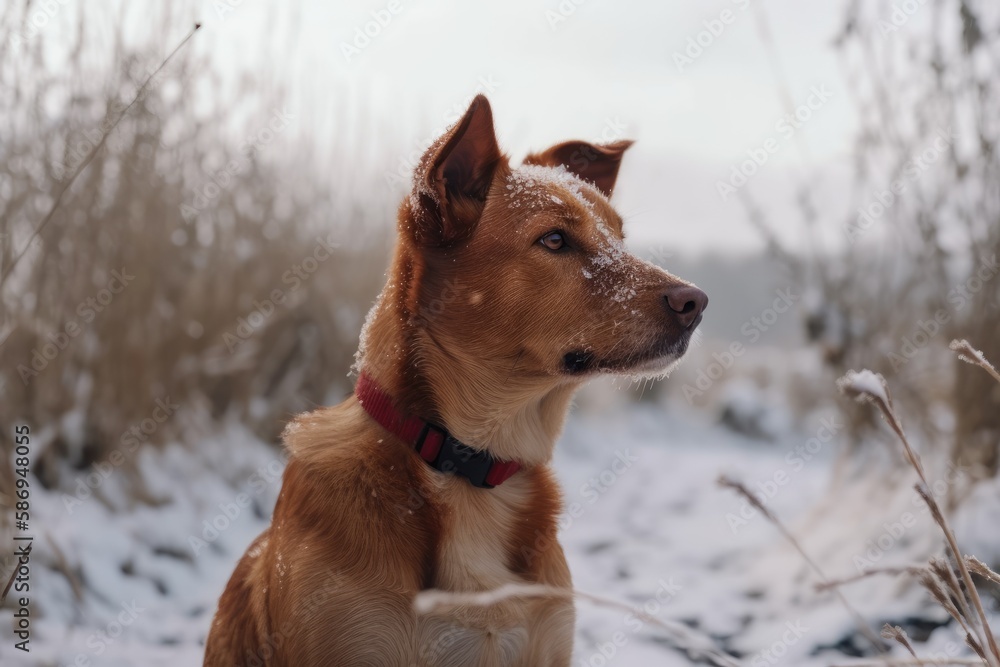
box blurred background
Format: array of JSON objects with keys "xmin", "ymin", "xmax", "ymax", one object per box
[{"xmin": 1, "ymin": 0, "xmax": 998, "ymax": 665}]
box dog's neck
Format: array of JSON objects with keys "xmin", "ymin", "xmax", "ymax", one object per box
[
  {"xmin": 356, "ymin": 277, "xmax": 578, "ymax": 469},
  {"xmin": 411, "ymin": 371, "xmax": 578, "ymax": 468}
]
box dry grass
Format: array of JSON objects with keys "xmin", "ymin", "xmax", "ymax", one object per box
[
  {"xmin": 0, "ymin": 7, "xmax": 391, "ymax": 503},
  {"xmin": 745, "ymin": 0, "xmax": 1000, "ymax": 475},
  {"xmin": 721, "ymin": 339, "xmax": 1000, "ymax": 666}
]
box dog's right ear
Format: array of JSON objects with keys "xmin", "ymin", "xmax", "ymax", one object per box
[
  {"xmin": 523, "ymin": 139, "xmax": 633, "ymax": 197},
  {"xmin": 410, "ymin": 95, "xmax": 505, "ymax": 245}
]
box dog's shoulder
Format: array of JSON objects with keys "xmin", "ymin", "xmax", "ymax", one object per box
[
  {"xmin": 279, "ymin": 396, "xmax": 424, "ymax": 496},
  {"xmin": 280, "ymin": 397, "xmax": 363, "ymax": 462},
  {"xmin": 273, "ymin": 396, "xmax": 443, "ymax": 580}
]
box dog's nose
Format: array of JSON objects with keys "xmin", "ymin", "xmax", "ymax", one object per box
[{"xmin": 664, "ymin": 285, "xmax": 708, "ymax": 328}]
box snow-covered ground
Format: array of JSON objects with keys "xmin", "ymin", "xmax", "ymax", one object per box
[{"xmin": 2, "ymin": 387, "xmax": 997, "ymax": 666}]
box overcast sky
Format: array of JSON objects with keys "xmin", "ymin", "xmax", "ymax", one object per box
[{"xmin": 40, "ymin": 0, "xmax": 870, "ymax": 256}]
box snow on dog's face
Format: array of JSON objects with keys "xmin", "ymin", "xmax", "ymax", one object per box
[{"xmin": 404, "ymin": 95, "xmax": 706, "ymax": 384}]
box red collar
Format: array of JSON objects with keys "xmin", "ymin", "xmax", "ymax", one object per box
[{"xmin": 355, "ymin": 372, "xmax": 522, "ymax": 488}]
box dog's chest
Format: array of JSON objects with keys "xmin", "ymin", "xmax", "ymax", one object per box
[
  {"xmin": 418, "ymin": 480, "xmax": 534, "ymax": 664},
  {"xmin": 431, "ymin": 478, "xmax": 524, "ymax": 590}
]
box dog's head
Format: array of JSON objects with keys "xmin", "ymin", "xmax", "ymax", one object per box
[
  {"xmin": 358, "ymin": 95, "xmax": 706, "ymax": 457},
  {"xmin": 394, "ymin": 95, "xmax": 706, "ymax": 385}
]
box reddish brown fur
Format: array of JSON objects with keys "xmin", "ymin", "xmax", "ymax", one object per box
[{"xmin": 205, "ymin": 96, "xmax": 706, "ymax": 666}]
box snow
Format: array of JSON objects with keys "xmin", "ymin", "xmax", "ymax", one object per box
[
  {"xmin": 501, "ymin": 163, "xmax": 662, "ymax": 312},
  {"xmin": 506, "ymin": 164, "xmax": 600, "ymax": 212},
  {"xmin": 2, "ymin": 385, "xmax": 997, "ymax": 666},
  {"xmin": 716, "ymin": 377, "xmax": 792, "ymax": 441},
  {"xmin": 353, "ymin": 289, "xmax": 386, "ymax": 376},
  {"xmin": 838, "ymin": 368, "xmax": 890, "ymax": 405}
]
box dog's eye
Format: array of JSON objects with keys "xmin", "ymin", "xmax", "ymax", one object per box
[{"xmin": 539, "ymin": 231, "xmax": 566, "ymax": 251}]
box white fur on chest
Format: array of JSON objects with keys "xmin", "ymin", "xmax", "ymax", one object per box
[
  {"xmin": 418, "ymin": 475, "xmax": 533, "ymax": 665},
  {"xmin": 432, "ymin": 473, "xmax": 525, "ymax": 591}
]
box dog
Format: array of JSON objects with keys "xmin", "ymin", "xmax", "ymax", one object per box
[{"xmin": 204, "ymin": 95, "xmax": 707, "ymax": 667}]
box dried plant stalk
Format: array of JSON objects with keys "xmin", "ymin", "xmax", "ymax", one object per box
[
  {"xmin": 816, "ymin": 565, "xmax": 927, "ymax": 592},
  {"xmin": 0, "ymin": 23, "xmax": 202, "ymax": 287},
  {"xmin": 413, "ymin": 583, "xmax": 741, "ymax": 667},
  {"xmin": 967, "ymin": 557, "xmax": 1000, "ymax": 587},
  {"xmin": 830, "ymin": 660, "xmax": 985, "ymax": 666},
  {"xmin": 839, "ymin": 369, "xmax": 1000, "ymax": 666},
  {"xmin": 950, "ymin": 340, "xmax": 1000, "ymax": 387},
  {"xmin": 717, "ymin": 475, "xmax": 887, "ymax": 654},
  {"xmin": 882, "ymin": 623, "xmax": 918, "ymax": 658}
]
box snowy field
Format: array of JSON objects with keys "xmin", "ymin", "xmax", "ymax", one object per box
[{"xmin": 2, "ymin": 388, "xmax": 998, "ymax": 667}]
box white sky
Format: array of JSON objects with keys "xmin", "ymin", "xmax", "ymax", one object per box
[{"xmin": 36, "ymin": 0, "xmax": 867, "ymax": 256}]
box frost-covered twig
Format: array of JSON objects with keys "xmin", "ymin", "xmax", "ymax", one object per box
[
  {"xmin": 881, "ymin": 624, "xmax": 918, "ymax": 658},
  {"xmin": 0, "ymin": 23, "xmax": 202, "ymax": 288},
  {"xmin": 413, "ymin": 583, "xmax": 742, "ymax": 667},
  {"xmin": 829, "ymin": 659, "xmax": 985, "ymax": 666},
  {"xmin": 838, "ymin": 369, "xmax": 1000, "ymax": 666},
  {"xmin": 967, "ymin": 556, "xmax": 1000, "ymax": 587},
  {"xmin": 816, "ymin": 565, "xmax": 927, "ymax": 592},
  {"xmin": 837, "ymin": 370, "xmax": 921, "ymax": 474},
  {"xmin": 950, "ymin": 340, "xmax": 1000, "ymax": 387},
  {"xmin": 413, "ymin": 582, "xmax": 566, "ymax": 614}
]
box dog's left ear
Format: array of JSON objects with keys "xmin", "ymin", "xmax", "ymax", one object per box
[
  {"xmin": 523, "ymin": 139, "xmax": 633, "ymax": 197},
  {"xmin": 412, "ymin": 94, "xmax": 505, "ymax": 245}
]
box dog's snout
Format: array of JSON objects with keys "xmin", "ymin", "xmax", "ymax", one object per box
[{"xmin": 664, "ymin": 285, "xmax": 708, "ymax": 328}]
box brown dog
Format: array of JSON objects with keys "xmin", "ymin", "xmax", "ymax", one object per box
[{"xmin": 203, "ymin": 95, "xmax": 706, "ymax": 667}]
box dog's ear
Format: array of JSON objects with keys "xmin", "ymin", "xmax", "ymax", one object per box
[
  {"xmin": 411, "ymin": 94, "xmax": 505, "ymax": 245},
  {"xmin": 523, "ymin": 139, "xmax": 633, "ymax": 197}
]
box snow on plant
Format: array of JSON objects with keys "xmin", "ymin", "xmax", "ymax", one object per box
[
  {"xmin": 835, "ymin": 353, "xmax": 1000, "ymax": 665},
  {"xmin": 951, "ymin": 340, "xmax": 1000, "ymax": 386},
  {"xmin": 719, "ymin": 338, "xmax": 1000, "ymax": 666}
]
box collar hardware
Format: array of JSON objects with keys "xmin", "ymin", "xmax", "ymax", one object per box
[{"xmin": 356, "ymin": 373, "xmax": 522, "ymax": 489}]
